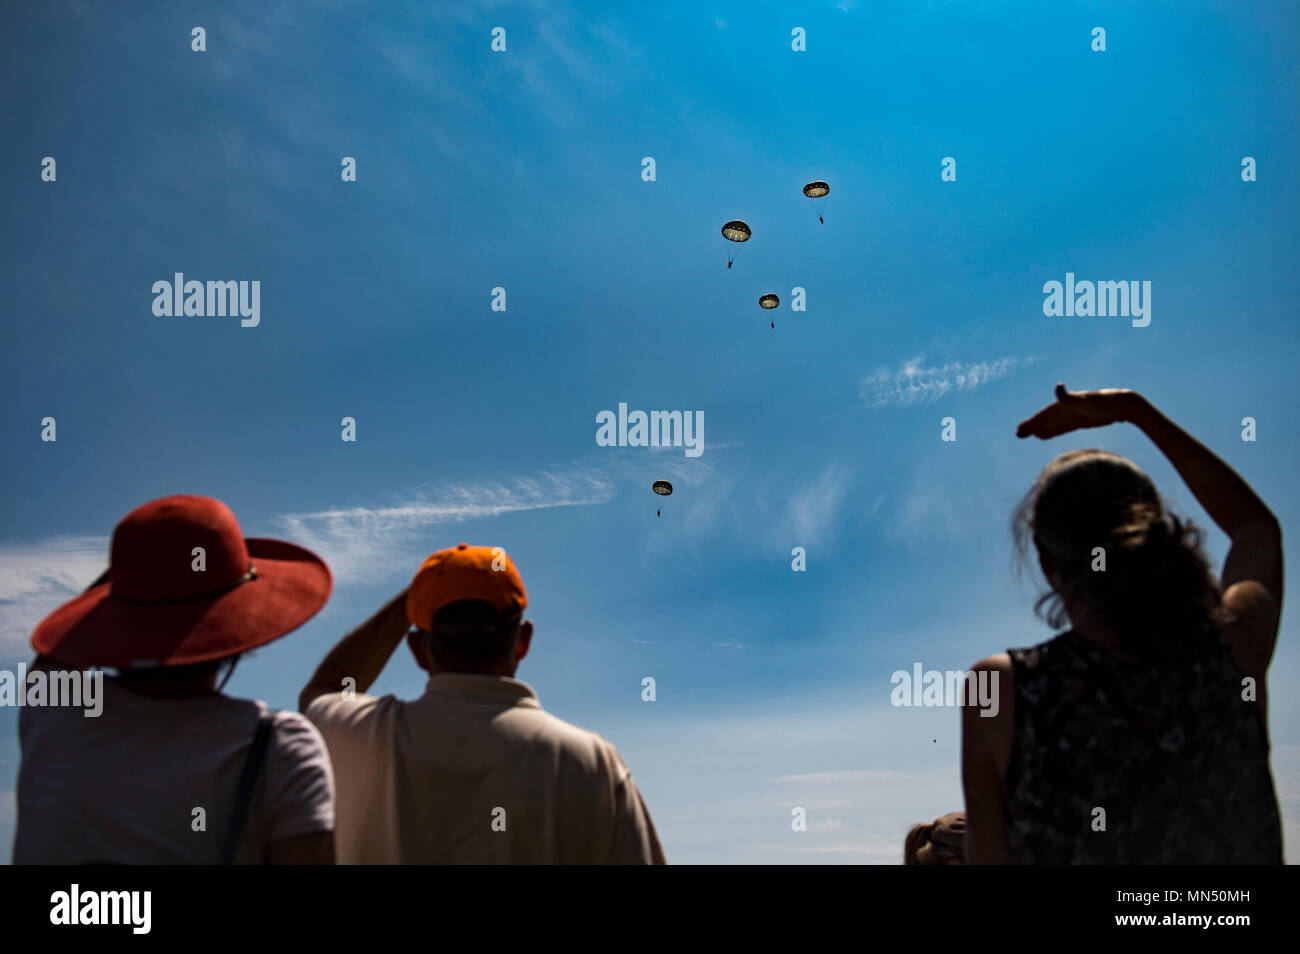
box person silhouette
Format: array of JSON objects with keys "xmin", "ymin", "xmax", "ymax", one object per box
[
  {"xmin": 15, "ymin": 495, "xmax": 336, "ymax": 865},
  {"xmin": 962, "ymin": 383, "xmax": 1284, "ymax": 865},
  {"xmin": 300, "ymin": 544, "xmax": 666, "ymax": 864}
]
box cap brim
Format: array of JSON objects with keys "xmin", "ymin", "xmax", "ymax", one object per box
[{"xmin": 31, "ymin": 539, "xmax": 332, "ymax": 668}]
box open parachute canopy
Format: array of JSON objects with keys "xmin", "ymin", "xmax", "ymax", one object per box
[
  {"xmin": 803, "ymin": 181, "xmax": 830, "ymax": 223},
  {"xmin": 652, "ymin": 480, "xmax": 673, "ymax": 496},
  {"xmin": 758, "ymin": 294, "xmax": 779, "ymax": 309},
  {"xmin": 721, "ymin": 220, "xmax": 751, "ymax": 243},
  {"xmin": 721, "ymin": 220, "xmax": 751, "ymax": 268}
]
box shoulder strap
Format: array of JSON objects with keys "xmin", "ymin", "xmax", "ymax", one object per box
[{"xmin": 221, "ymin": 709, "xmax": 276, "ymax": 865}]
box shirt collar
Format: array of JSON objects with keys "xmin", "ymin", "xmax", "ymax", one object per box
[{"xmin": 423, "ymin": 673, "xmax": 540, "ymax": 707}]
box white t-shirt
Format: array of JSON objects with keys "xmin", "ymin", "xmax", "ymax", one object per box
[
  {"xmin": 12, "ymin": 677, "xmax": 334, "ymax": 864},
  {"xmin": 307, "ymin": 673, "xmax": 665, "ymax": 864}
]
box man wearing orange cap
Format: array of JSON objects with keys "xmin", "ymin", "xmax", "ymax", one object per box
[{"xmin": 299, "ymin": 543, "xmax": 665, "ymax": 864}]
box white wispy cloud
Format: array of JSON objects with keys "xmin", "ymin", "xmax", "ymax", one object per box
[
  {"xmin": 1272, "ymin": 744, "xmax": 1300, "ymax": 805},
  {"xmin": 375, "ymin": 1, "xmax": 643, "ymax": 131},
  {"xmin": 755, "ymin": 841, "xmax": 903, "ymax": 857},
  {"xmin": 0, "ymin": 449, "xmax": 706, "ymax": 641},
  {"xmin": 767, "ymin": 769, "xmax": 922, "ymax": 784},
  {"xmin": 0, "ymin": 536, "xmax": 107, "ymax": 659},
  {"xmin": 607, "ymin": 448, "xmax": 717, "ymax": 488},
  {"xmin": 894, "ymin": 462, "xmax": 983, "ymax": 543},
  {"xmin": 276, "ymin": 465, "xmax": 616, "ymax": 585},
  {"xmin": 641, "ymin": 457, "xmax": 852, "ymax": 561},
  {"xmin": 780, "ymin": 465, "xmax": 853, "ymax": 546},
  {"xmin": 807, "ymin": 815, "xmax": 848, "ymax": 832},
  {"xmin": 860, "ymin": 355, "xmax": 1025, "ymax": 409},
  {"xmin": 604, "ymin": 698, "xmax": 965, "ymax": 864}
]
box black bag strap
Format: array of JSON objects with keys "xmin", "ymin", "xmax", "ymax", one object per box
[{"xmin": 220, "ymin": 710, "xmax": 276, "ymax": 865}]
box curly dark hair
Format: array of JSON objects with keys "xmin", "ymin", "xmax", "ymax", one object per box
[{"xmin": 1013, "ymin": 449, "xmax": 1229, "ymax": 660}]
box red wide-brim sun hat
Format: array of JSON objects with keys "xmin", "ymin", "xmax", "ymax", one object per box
[{"xmin": 32, "ymin": 538, "xmax": 332, "ymax": 669}]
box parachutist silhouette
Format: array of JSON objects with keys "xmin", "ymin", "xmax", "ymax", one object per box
[
  {"xmin": 721, "ymin": 221, "xmax": 750, "ymax": 270},
  {"xmin": 803, "ymin": 181, "xmax": 830, "ymax": 225},
  {"xmin": 652, "ymin": 480, "xmax": 672, "ymax": 518},
  {"xmin": 770, "ymin": 322, "xmax": 774, "ymax": 329}
]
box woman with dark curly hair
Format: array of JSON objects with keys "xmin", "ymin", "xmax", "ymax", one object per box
[{"xmin": 962, "ymin": 384, "xmax": 1283, "ymax": 864}]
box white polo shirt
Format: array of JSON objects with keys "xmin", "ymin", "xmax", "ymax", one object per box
[{"xmin": 306, "ymin": 674, "xmax": 665, "ymax": 864}]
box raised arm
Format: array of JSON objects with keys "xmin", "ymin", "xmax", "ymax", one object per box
[
  {"xmin": 1125, "ymin": 396, "xmax": 1281, "ymax": 596},
  {"xmin": 298, "ymin": 588, "xmax": 410, "ymax": 712}
]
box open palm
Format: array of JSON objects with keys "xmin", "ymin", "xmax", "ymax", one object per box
[{"xmin": 1016, "ymin": 383, "xmax": 1135, "ymax": 439}]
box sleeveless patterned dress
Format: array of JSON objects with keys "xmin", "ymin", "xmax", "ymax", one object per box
[{"xmin": 1004, "ymin": 630, "xmax": 1282, "ymax": 864}]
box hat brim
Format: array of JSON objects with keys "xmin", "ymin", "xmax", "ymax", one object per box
[{"xmin": 31, "ymin": 539, "xmax": 332, "ymax": 668}]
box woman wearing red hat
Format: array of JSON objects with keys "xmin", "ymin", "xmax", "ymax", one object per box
[{"xmin": 13, "ymin": 495, "xmax": 337, "ymax": 864}]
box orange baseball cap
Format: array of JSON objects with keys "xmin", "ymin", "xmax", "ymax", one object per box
[{"xmin": 406, "ymin": 543, "xmax": 527, "ymax": 631}]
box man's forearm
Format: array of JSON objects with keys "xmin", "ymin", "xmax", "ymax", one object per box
[
  {"xmin": 1127, "ymin": 394, "xmax": 1276, "ymax": 540},
  {"xmin": 299, "ymin": 589, "xmax": 409, "ymax": 710}
]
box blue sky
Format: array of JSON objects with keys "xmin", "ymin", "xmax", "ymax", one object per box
[{"xmin": 2, "ymin": 0, "xmax": 1298, "ymax": 862}]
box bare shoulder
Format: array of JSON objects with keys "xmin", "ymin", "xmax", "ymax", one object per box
[
  {"xmin": 962, "ymin": 654, "xmax": 1015, "ymax": 766},
  {"xmin": 967, "ymin": 653, "xmax": 1014, "ymax": 704},
  {"xmin": 970, "ymin": 653, "xmax": 1013, "ymax": 676}
]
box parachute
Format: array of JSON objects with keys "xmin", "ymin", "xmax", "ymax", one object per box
[
  {"xmin": 652, "ymin": 479, "xmax": 673, "ymax": 517},
  {"xmin": 758, "ymin": 294, "xmax": 779, "ymax": 309},
  {"xmin": 721, "ymin": 220, "xmax": 751, "ymax": 269},
  {"xmin": 802, "ymin": 180, "xmax": 830, "ymax": 223}
]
